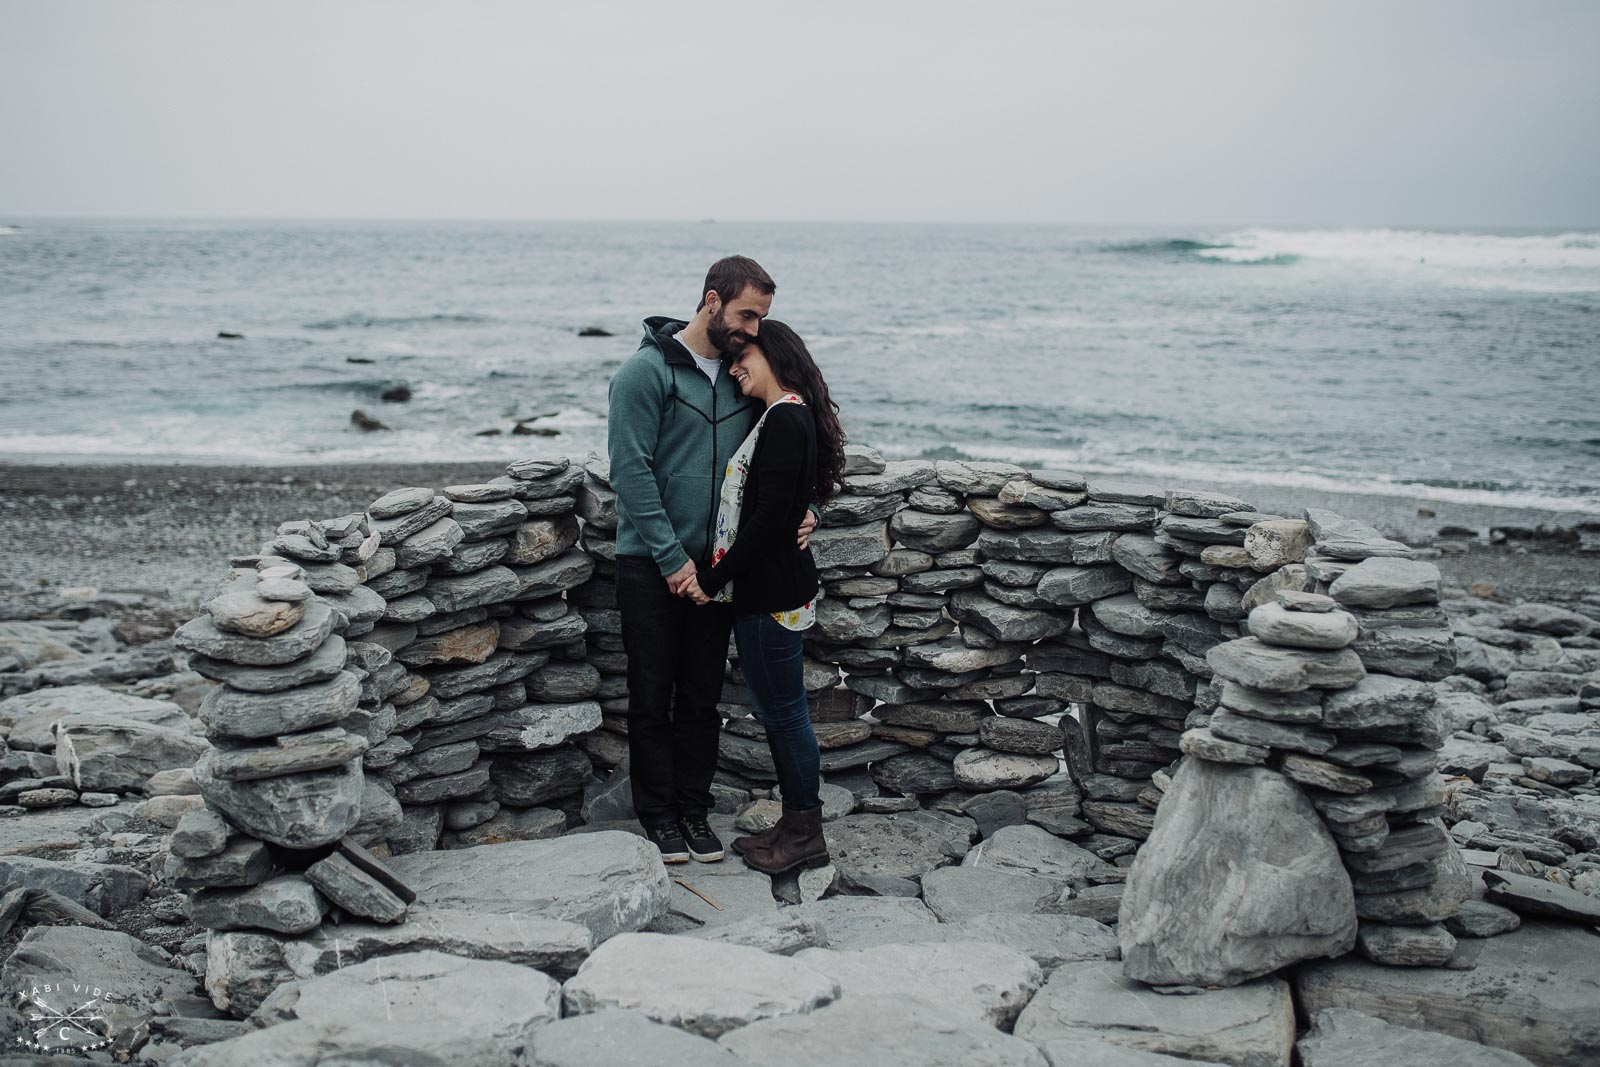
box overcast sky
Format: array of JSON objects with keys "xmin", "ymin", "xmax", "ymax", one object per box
[{"xmin": 1, "ymin": 1, "xmax": 1596, "ymax": 226}]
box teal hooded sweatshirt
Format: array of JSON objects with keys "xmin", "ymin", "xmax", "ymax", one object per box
[{"xmin": 608, "ymin": 316, "xmax": 760, "ymax": 577}]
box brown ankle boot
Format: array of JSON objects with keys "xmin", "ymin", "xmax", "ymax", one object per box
[
  {"xmin": 731, "ymin": 818, "xmax": 783, "ymax": 856},
  {"xmin": 742, "ymin": 804, "xmax": 828, "ymax": 876}
]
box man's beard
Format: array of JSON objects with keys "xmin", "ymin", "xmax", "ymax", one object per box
[{"xmin": 706, "ymin": 308, "xmax": 750, "ymax": 357}]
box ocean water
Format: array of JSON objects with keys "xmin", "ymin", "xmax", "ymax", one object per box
[{"xmin": 2, "ymin": 219, "xmax": 1597, "ymax": 513}]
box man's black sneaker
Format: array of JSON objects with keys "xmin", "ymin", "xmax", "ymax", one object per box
[
  {"xmin": 645, "ymin": 822, "xmax": 690, "ymax": 864},
  {"xmin": 677, "ymin": 814, "xmax": 725, "ymax": 863}
]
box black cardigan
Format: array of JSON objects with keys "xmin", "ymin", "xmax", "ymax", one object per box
[{"xmin": 697, "ymin": 402, "xmax": 820, "ymax": 615}]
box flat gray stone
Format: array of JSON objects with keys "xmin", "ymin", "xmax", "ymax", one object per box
[
  {"xmin": 949, "ymin": 589, "xmax": 1072, "ymax": 642},
  {"xmin": 1298, "ymin": 1008, "xmax": 1537, "ymax": 1067},
  {"xmin": 205, "ymin": 726, "xmax": 367, "ymax": 782},
  {"xmin": 526, "ymin": 1009, "xmax": 758, "ymax": 1067},
  {"xmin": 1207, "ymin": 638, "xmax": 1365, "ymax": 693},
  {"xmin": 825, "ymin": 812, "xmax": 972, "ymax": 893},
  {"xmin": 1322, "ymin": 673, "xmax": 1438, "ymax": 730},
  {"xmin": 719, "ymin": 994, "xmax": 1048, "ymax": 1067},
  {"xmin": 1445, "ymin": 899, "xmax": 1522, "ymax": 939},
  {"xmin": 194, "ymin": 753, "xmax": 363, "ymax": 849},
  {"xmin": 188, "ymin": 634, "xmax": 347, "ymax": 692},
  {"xmin": 1329, "ymin": 557, "xmax": 1441, "ymax": 609},
  {"xmin": 794, "ymin": 941, "xmax": 1042, "ymax": 1029},
  {"xmin": 174, "ymin": 601, "xmax": 335, "ymax": 666},
  {"xmin": 0, "ymin": 855, "xmax": 146, "ymax": 915},
  {"xmin": 783, "ymin": 896, "xmax": 939, "ymax": 949},
  {"xmin": 1355, "ymin": 921, "xmax": 1456, "ymax": 966},
  {"xmin": 1483, "ymin": 868, "xmax": 1600, "ymax": 924},
  {"xmin": 563, "ymin": 932, "xmax": 839, "ymax": 1038},
  {"xmin": 953, "ymin": 748, "xmax": 1059, "ymax": 790},
  {"xmin": 1038, "ymin": 566, "xmax": 1135, "ymax": 607},
  {"xmin": 1015, "ymin": 961, "xmax": 1294, "ymax": 1067},
  {"xmin": 920, "ymin": 865, "xmax": 1063, "ymax": 921},
  {"xmin": 199, "ymin": 668, "xmax": 361, "ymax": 740},
  {"xmin": 1, "ymin": 926, "xmax": 194, "ymax": 1044},
  {"xmin": 963, "ymin": 823, "xmax": 1113, "ymax": 887},
  {"xmin": 54, "ymin": 716, "xmax": 207, "ymax": 793},
  {"xmin": 1296, "ymin": 920, "xmax": 1600, "ymax": 1065},
  {"xmin": 382, "ymin": 830, "xmax": 667, "ymax": 942},
  {"xmin": 369, "ymin": 486, "xmax": 436, "ymax": 518},
  {"xmin": 189, "ymin": 874, "xmax": 327, "ymax": 934},
  {"xmin": 948, "ymin": 913, "xmax": 1120, "ymax": 971},
  {"xmin": 1247, "ymin": 603, "xmax": 1358, "ymax": 650},
  {"xmin": 246, "ymin": 949, "xmax": 557, "ymax": 1063}
]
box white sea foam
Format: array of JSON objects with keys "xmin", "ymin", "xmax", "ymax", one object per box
[{"xmin": 1194, "ymin": 228, "xmax": 1600, "ymax": 292}]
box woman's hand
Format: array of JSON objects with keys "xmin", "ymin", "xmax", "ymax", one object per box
[{"xmin": 682, "ymin": 574, "xmax": 712, "ymax": 606}]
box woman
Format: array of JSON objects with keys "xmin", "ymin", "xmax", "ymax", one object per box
[{"xmin": 682, "ymin": 320, "xmax": 846, "ymax": 876}]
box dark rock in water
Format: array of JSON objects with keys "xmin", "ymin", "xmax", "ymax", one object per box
[
  {"xmin": 514, "ymin": 422, "xmax": 561, "ymax": 437},
  {"xmin": 380, "ymin": 384, "xmax": 412, "ymax": 402},
  {"xmin": 217, "ymin": 330, "xmax": 244, "ymax": 339},
  {"xmin": 346, "ymin": 356, "xmax": 375, "ymax": 364},
  {"xmin": 475, "ymin": 428, "xmax": 503, "ymax": 436},
  {"xmin": 351, "ymin": 409, "xmax": 389, "ymax": 431},
  {"xmin": 578, "ymin": 326, "xmax": 613, "ymax": 337}
]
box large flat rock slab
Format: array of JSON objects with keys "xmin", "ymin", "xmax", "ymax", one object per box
[
  {"xmin": 1294, "ymin": 919, "xmax": 1600, "ymax": 1066},
  {"xmin": 204, "ymin": 906, "xmax": 593, "ymax": 1016},
  {"xmin": 824, "ymin": 811, "xmax": 972, "ymax": 894},
  {"xmin": 720, "ymin": 993, "xmax": 1047, "ymax": 1067},
  {"xmin": 1298, "ymin": 1008, "xmax": 1537, "ymax": 1067},
  {"xmin": 244, "ymin": 949, "xmax": 558, "ymax": 1063},
  {"xmin": 1014, "ymin": 960, "xmax": 1294, "ymax": 1067},
  {"xmin": 2, "ymin": 926, "xmax": 196, "ymax": 1043},
  {"xmin": 784, "ymin": 896, "xmax": 940, "ymax": 949},
  {"xmin": 562, "ymin": 932, "xmax": 839, "ymax": 1038},
  {"xmin": 1119, "ymin": 761, "xmax": 1355, "ymax": 987},
  {"xmin": 794, "ymin": 941, "xmax": 1043, "ymax": 1029},
  {"xmin": 0, "ymin": 685, "xmax": 194, "ymax": 750},
  {"xmin": 381, "ymin": 830, "xmax": 669, "ymax": 942},
  {"xmin": 0, "ymin": 855, "xmax": 147, "ymax": 916},
  {"xmin": 524, "ymin": 1009, "xmax": 759, "ymax": 1067}
]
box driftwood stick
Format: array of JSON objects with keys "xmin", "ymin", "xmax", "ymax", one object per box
[{"xmin": 673, "ymin": 878, "xmax": 723, "ymax": 911}]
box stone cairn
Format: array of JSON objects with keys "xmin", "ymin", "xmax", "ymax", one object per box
[
  {"xmin": 1119, "ymin": 509, "xmax": 1470, "ymax": 985},
  {"xmin": 168, "ymin": 445, "xmax": 1470, "ymax": 992}
]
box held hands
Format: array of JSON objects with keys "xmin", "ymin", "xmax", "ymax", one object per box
[
  {"xmin": 672, "ymin": 511, "xmax": 811, "ymax": 606},
  {"xmin": 667, "ymin": 561, "xmax": 712, "ymax": 605}
]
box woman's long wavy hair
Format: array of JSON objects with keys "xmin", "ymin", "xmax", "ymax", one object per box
[{"xmin": 751, "ymin": 320, "xmax": 846, "ymax": 505}]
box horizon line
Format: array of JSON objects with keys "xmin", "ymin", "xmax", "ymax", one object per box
[{"xmin": 3, "ymin": 214, "xmax": 1598, "ymax": 232}]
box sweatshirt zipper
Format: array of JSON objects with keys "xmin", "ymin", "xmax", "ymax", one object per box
[{"xmin": 706, "ymin": 370, "xmax": 719, "ymax": 558}]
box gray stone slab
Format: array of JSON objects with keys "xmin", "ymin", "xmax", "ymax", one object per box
[
  {"xmin": 1296, "ymin": 920, "xmax": 1600, "ymax": 1066},
  {"xmin": 563, "ymin": 932, "xmax": 839, "ymax": 1038},
  {"xmin": 1015, "ymin": 961, "xmax": 1294, "ymax": 1067}
]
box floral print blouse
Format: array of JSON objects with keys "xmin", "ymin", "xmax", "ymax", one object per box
[{"xmin": 710, "ymin": 393, "xmax": 816, "ymax": 631}]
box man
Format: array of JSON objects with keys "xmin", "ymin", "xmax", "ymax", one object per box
[{"xmin": 607, "ymin": 255, "xmax": 816, "ymax": 863}]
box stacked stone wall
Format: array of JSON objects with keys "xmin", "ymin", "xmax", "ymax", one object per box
[{"xmin": 165, "ymin": 446, "xmax": 1462, "ymax": 970}]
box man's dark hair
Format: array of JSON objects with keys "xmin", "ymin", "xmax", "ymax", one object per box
[{"xmin": 696, "ymin": 255, "xmax": 776, "ymax": 312}]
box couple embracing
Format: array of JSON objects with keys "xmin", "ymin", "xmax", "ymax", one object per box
[{"xmin": 606, "ymin": 255, "xmax": 845, "ymax": 876}]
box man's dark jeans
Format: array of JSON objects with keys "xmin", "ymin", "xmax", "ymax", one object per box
[
  {"xmin": 615, "ymin": 555, "xmax": 733, "ymax": 826},
  {"xmin": 734, "ymin": 612, "xmax": 821, "ymax": 811}
]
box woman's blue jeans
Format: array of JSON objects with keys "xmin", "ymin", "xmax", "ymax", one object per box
[{"xmin": 734, "ymin": 613, "xmax": 821, "ymax": 811}]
